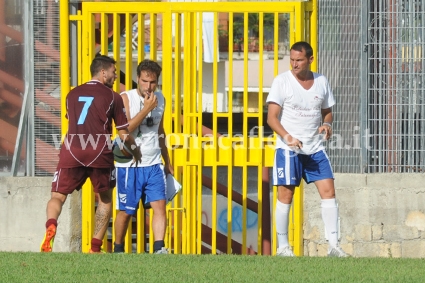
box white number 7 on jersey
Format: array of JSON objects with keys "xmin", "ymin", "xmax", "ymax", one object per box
[{"xmin": 77, "ymin": 96, "xmax": 94, "ymax": 125}]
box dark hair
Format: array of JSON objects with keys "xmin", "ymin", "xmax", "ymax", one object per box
[
  {"xmin": 290, "ymin": 41, "xmax": 313, "ymax": 58},
  {"xmin": 136, "ymin": 59, "xmax": 162, "ymax": 79},
  {"xmin": 90, "ymin": 55, "xmax": 116, "ymax": 77}
]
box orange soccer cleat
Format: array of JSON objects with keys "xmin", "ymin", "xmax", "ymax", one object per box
[{"xmin": 40, "ymin": 224, "xmax": 56, "ymax": 252}]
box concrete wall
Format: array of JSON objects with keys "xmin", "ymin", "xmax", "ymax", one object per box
[
  {"xmin": 1, "ymin": 174, "xmax": 424, "ymax": 257},
  {"xmin": 0, "ymin": 177, "xmax": 81, "ymax": 252},
  {"xmin": 304, "ymin": 173, "xmax": 425, "ymax": 258}
]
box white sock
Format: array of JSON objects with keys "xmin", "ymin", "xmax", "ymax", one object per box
[
  {"xmin": 321, "ymin": 198, "xmax": 339, "ymax": 248},
  {"xmin": 275, "ymin": 200, "xmax": 291, "ymax": 249}
]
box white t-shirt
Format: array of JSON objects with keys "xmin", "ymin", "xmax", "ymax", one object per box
[
  {"xmin": 266, "ymin": 70, "xmax": 335, "ymax": 155},
  {"xmin": 115, "ymin": 88, "xmax": 165, "ymax": 167}
]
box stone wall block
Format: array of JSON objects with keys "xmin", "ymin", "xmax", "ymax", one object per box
[
  {"xmin": 405, "ymin": 210, "xmax": 425, "ymax": 231},
  {"xmin": 354, "ymin": 224, "xmax": 372, "ymax": 241},
  {"xmin": 306, "ymin": 241, "xmax": 317, "ymax": 256},
  {"xmin": 383, "ymin": 225, "xmax": 419, "ymax": 241},
  {"xmin": 401, "ymin": 240, "xmax": 425, "ymax": 258},
  {"xmin": 353, "ymin": 242, "xmax": 391, "ymax": 258},
  {"xmin": 372, "ymin": 224, "xmax": 383, "ymax": 240}
]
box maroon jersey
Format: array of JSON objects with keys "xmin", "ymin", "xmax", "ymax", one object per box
[{"xmin": 58, "ymin": 80, "xmax": 129, "ymax": 168}]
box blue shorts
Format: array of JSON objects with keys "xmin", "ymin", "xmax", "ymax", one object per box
[
  {"xmin": 272, "ymin": 149, "xmax": 334, "ymax": 186},
  {"xmin": 116, "ymin": 164, "xmax": 166, "ymax": 215}
]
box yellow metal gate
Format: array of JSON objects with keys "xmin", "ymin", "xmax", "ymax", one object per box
[{"xmin": 60, "ymin": 0, "xmax": 317, "ymax": 255}]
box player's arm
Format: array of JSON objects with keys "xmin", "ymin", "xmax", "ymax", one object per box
[
  {"xmin": 319, "ymin": 107, "xmax": 333, "ymax": 140},
  {"xmin": 117, "ymin": 128, "xmax": 142, "ymax": 163},
  {"xmin": 267, "ymin": 102, "xmax": 302, "ymax": 148},
  {"xmin": 158, "ymin": 113, "xmax": 173, "ymax": 175},
  {"xmin": 121, "ymin": 92, "xmax": 156, "ymax": 133},
  {"xmin": 113, "ymin": 93, "xmax": 142, "ymax": 163}
]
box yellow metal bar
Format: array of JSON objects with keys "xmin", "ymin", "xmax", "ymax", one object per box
[
  {"xmin": 257, "ymin": 165, "xmax": 262, "ymax": 254},
  {"xmin": 162, "ymin": 8, "xmax": 173, "ymax": 252},
  {"xmin": 274, "ymin": 13, "xmax": 279, "ymax": 76},
  {"xmin": 112, "ymin": 13, "xmax": 121, "ymax": 93},
  {"xmin": 100, "ymin": 13, "xmax": 108, "ymax": 56},
  {"xmin": 257, "ymin": 12, "xmax": 265, "ymax": 255},
  {"xmin": 83, "ymin": 2, "xmax": 296, "ymax": 14},
  {"xmin": 210, "ymin": 11, "xmax": 218, "ymax": 255},
  {"xmin": 167, "ymin": 208, "xmax": 184, "ymax": 254},
  {"xmin": 138, "ymin": 13, "xmax": 145, "ymax": 63},
  {"xmin": 190, "ymin": 12, "xmax": 197, "ymax": 255},
  {"xmin": 310, "ymin": 0, "xmax": 318, "ymax": 72},
  {"xmin": 182, "ymin": 11, "xmax": 191, "ymax": 254},
  {"xmin": 173, "ymin": 13, "xmax": 183, "ymax": 255},
  {"xmin": 293, "ymin": 182, "xmax": 304, "ymax": 256},
  {"xmin": 125, "ymin": 13, "xmax": 133, "ymax": 90},
  {"xmin": 149, "ymin": 211, "xmax": 154, "ymax": 253},
  {"xmin": 288, "ymin": 204, "xmax": 294, "ymax": 247},
  {"xmin": 136, "ymin": 205, "xmax": 145, "ymax": 253},
  {"xmin": 60, "ymin": 0, "xmax": 70, "ymax": 110},
  {"xmin": 174, "ymin": 13, "xmax": 182, "ymax": 133},
  {"xmin": 226, "ymin": 12, "xmax": 234, "ymax": 254},
  {"xmin": 289, "ymin": 11, "xmax": 296, "ymax": 52},
  {"xmin": 80, "ymin": 4, "xmax": 96, "ymax": 253},
  {"xmin": 241, "ymin": 12, "xmax": 249, "ymax": 255},
  {"xmin": 211, "ymin": 165, "xmax": 217, "ymax": 254},
  {"xmin": 88, "ymin": 13, "xmax": 95, "ymax": 72},
  {"xmin": 77, "ymin": 10, "xmax": 82, "ymax": 86},
  {"xmin": 150, "ymin": 13, "xmax": 157, "ymax": 60},
  {"xmin": 294, "ymin": 3, "xmax": 304, "ymax": 42},
  {"xmin": 211, "ymin": 9, "xmax": 220, "ymax": 252},
  {"xmin": 196, "ymin": 12, "xmax": 203, "ymax": 255},
  {"xmin": 97, "ymin": 23, "xmax": 109, "ymax": 248},
  {"xmin": 112, "ymin": 188, "xmax": 117, "ymax": 251}
]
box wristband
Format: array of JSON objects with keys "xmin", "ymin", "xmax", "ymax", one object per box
[{"xmin": 323, "ymin": 122, "xmax": 332, "ymax": 128}]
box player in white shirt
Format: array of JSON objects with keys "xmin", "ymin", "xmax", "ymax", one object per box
[
  {"xmin": 266, "ymin": 41, "xmax": 348, "ymax": 257},
  {"xmin": 113, "ymin": 60, "xmax": 173, "ymax": 254}
]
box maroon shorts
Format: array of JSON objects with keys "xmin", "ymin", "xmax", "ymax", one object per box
[{"xmin": 51, "ymin": 167, "xmax": 116, "ymax": 194}]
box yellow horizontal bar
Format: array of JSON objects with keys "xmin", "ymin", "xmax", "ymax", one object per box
[
  {"xmin": 83, "ymin": 2, "xmax": 296, "ymax": 13},
  {"xmin": 69, "ymin": 15, "xmax": 84, "ymax": 21},
  {"xmin": 305, "ymin": 1, "xmax": 314, "ymax": 11}
]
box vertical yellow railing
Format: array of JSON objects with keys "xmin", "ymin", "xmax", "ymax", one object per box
[
  {"xmin": 226, "ymin": 13, "xmax": 234, "ymax": 255},
  {"xmin": 136, "ymin": 12, "xmax": 147, "ymax": 255},
  {"xmin": 257, "ymin": 12, "xmax": 264, "ymax": 255},
  {"xmin": 171, "ymin": 12, "xmax": 183, "ymax": 255},
  {"xmin": 79, "ymin": 7, "xmax": 96, "ymax": 254},
  {"xmin": 196, "ymin": 12, "xmax": 204, "ymax": 255},
  {"xmin": 162, "ymin": 7, "xmax": 173, "ymax": 252},
  {"xmin": 309, "ymin": 0, "xmax": 318, "ymax": 72},
  {"xmin": 189, "ymin": 11, "xmax": 198, "ymax": 255}
]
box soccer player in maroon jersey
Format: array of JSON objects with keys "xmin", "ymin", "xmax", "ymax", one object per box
[{"xmin": 40, "ymin": 55, "xmax": 141, "ymax": 253}]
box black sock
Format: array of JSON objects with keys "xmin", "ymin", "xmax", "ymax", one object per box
[
  {"xmin": 114, "ymin": 242, "xmax": 124, "ymax": 253},
  {"xmin": 154, "ymin": 240, "xmax": 165, "ymax": 252}
]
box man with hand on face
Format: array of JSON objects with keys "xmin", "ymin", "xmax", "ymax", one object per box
[
  {"xmin": 113, "ymin": 59, "xmax": 173, "ymax": 254},
  {"xmin": 267, "ymin": 41, "xmax": 348, "ymax": 257}
]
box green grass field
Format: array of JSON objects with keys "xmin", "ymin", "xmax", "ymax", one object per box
[{"xmin": 1, "ymin": 252, "xmax": 424, "ymax": 282}]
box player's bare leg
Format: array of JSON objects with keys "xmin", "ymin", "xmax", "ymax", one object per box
[
  {"xmin": 113, "ymin": 211, "xmax": 132, "ymax": 252},
  {"xmin": 90, "ymin": 190, "xmax": 112, "ymax": 252},
  {"xmin": 41, "ymin": 192, "xmax": 67, "ymax": 252},
  {"xmin": 46, "ymin": 192, "xmax": 67, "ymax": 220},
  {"xmin": 150, "ymin": 199, "xmax": 167, "ymax": 253}
]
